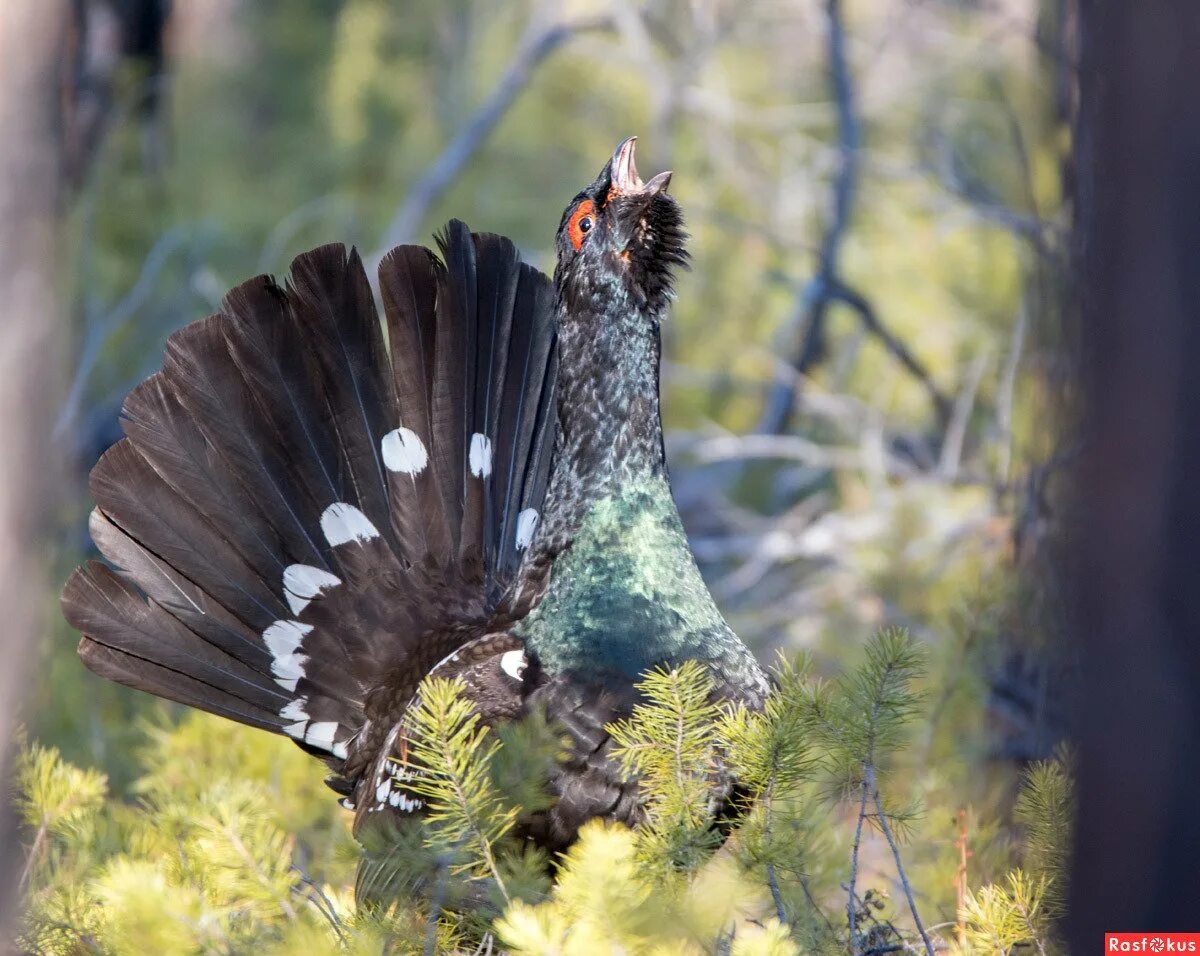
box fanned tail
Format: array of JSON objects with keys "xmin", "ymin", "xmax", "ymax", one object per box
[{"xmin": 62, "ymin": 222, "xmax": 557, "ymax": 790}]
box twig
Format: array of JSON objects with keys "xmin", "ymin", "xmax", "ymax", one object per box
[
  {"xmin": 373, "ymin": 13, "xmax": 616, "ymax": 258},
  {"xmin": 54, "ymin": 223, "xmax": 198, "ymax": 442},
  {"xmin": 290, "ymin": 865, "xmax": 347, "ymax": 945},
  {"xmin": 766, "ymin": 860, "xmax": 788, "ymax": 925},
  {"xmin": 17, "ymin": 820, "xmax": 48, "ymax": 893},
  {"xmin": 762, "ymin": 780, "xmax": 789, "ymax": 925},
  {"xmin": 868, "ymin": 765, "xmax": 935, "ymax": 956},
  {"xmin": 937, "ymin": 351, "xmax": 990, "ymax": 480},
  {"xmin": 995, "ymin": 306, "xmax": 1027, "ymax": 489},
  {"xmin": 831, "ymin": 281, "xmax": 953, "ymax": 426},
  {"xmin": 290, "ymin": 868, "xmax": 348, "ymax": 945},
  {"xmin": 679, "ymin": 432, "xmax": 919, "ymax": 479},
  {"xmin": 800, "ymin": 875, "xmax": 839, "ymax": 938},
  {"xmin": 759, "ymin": 0, "xmax": 860, "ymax": 434},
  {"xmin": 257, "ymin": 194, "xmax": 347, "ymax": 274},
  {"xmin": 847, "ymin": 772, "xmax": 871, "ymax": 954}
]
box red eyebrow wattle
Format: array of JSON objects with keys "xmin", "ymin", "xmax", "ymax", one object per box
[{"xmin": 567, "ymin": 199, "xmax": 596, "ymax": 251}]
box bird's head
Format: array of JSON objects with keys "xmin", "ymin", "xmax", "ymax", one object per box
[{"xmin": 553, "ymin": 137, "xmax": 688, "ymax": 316}]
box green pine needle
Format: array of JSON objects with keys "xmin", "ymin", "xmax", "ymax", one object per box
[{"xmin": 404, "ymin": 677, "xmax": 518, "ymax": 900}]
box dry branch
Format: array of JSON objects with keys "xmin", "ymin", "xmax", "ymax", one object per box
[
  {"xmin": 374, "ymin": 13, "xmax": 616, "ymax": 257},
  {"xmin": 757, "ymin": 0, "xmax": 953, "ymax": 437},
  {"xmin": 758, "ymin": 0, "xmax": 859, "ymax": 435}
]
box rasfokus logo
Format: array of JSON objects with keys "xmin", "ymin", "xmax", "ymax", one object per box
[{"xmin": 1107, "ymin": 935, "xmax": 1200, "ymax": 953}]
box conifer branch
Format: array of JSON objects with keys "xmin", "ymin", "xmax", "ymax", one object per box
[
  {"xmin": 406, "ymin": 678, "xmax": 516, "ymax": 904},
  {"xmin": 609, "ymin": 661, "xmax": 724, "ymax": 872}
]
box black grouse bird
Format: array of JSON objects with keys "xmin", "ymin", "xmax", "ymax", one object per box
[{"xmin": 62, "ymin": 138, "xmax": 769, "ymax": 853}]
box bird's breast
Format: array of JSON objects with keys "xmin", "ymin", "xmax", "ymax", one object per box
[{"xmin": 514, "ymin": 475, "xmax": 733, "ymax": 683}]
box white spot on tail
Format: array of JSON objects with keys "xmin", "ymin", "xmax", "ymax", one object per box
[
  {"xmin": 320, "ymin": 502, "xmax": 380, "ymax": 546},
  {"xmin": 271, "ymin": 652, "xmax": 309, "ymax": 692},
  {"xmin": 263, "ymin": 620, "xmax": 313, "ymax": 659},
  {"xmin": 376, "ymin": 779, "xmax": 391, "ymax": 803},
  {"xmin": 396, "ymin": 793, "xmax": 423, "ymax": 812},
  {"xmin": 280, "ymin": 697, "xmax": 309, "ymax": 722},
  {"xmin": 304, "ymin": 721, "xmax": 339, "ymax": 753},
  {"xmin": 283, "ymin": 720, "xmax": 307, "ymax": 739},
  {"xmin": 282, "ymin": 565, "xmax": 341, "ymax": 616},
  {"xmin": 387, "ymin": 790, "xmax": 423, "ymax": 811},
  {"xmin": 469, "ymin": 433, "xmax": 493, "ymax": 478},
  {"xmin": 382, "ymin": 427, "xmax": 429, "ymax": 475},
  {"xmin": 500, "ymin": 649, "xmax": 527, "ymax": 680},
  {"xmin": 515, "ymin": 508, "xmax": 539, "ymax": 550}
]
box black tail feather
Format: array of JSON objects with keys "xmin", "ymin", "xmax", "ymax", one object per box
[
  {"xmin": 494, "ymin": 263, "xmax": 558, "ymax": 590},
  {"xmin": 87, "ymin": 508, "xmax": 274, "ymax": 675},
  {"xmin": 378, "ymin": 244, "xmax": 451, "ymax": 564},
  {"xmin": 63, "ymin": 224, "xmax": 558, "ymax": 785},
  {"xmin": 287, "ymin": 245, "xmax": 394, "ymax": 550},
  {"xmin": 164, "ymin": 314, "xmax": 330, "ymax": 567},
  {"xmin": 221, "ymin": 274, "xmax": 344, "ymax": 512},
  {"xmin": 65, "ymin": 562, "xmax": 290, "ymax": 716},
  {"xmin": 90, "ymin": 440, "xmax": 286, "ymax": 630},
  {"xmin": 121, "ymin": 372, "xmax": 290, "ymax": 587}
]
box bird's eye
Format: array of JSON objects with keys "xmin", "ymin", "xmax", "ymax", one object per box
[{"xmin": 567, "ymin": 199, "xmax": 597, "ymax": 251}]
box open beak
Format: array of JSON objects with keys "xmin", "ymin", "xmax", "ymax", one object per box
[{"xmin": 609, "ymin": 137, "xmax": 672, "ymax": 196}]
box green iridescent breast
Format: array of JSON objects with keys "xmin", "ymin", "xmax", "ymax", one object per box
[{"xmin": 516, "ymin": 475, "xmax": 735, "ymax": 681}]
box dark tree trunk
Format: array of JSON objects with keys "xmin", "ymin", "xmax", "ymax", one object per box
[{"xmin": 1069, "ymin": 0, "xmax": 1200, "ymax": 939}]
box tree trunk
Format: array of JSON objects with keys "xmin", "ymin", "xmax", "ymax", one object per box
[
  {"xmin": 0, "ymin": 0, "xmax": 65, "ymax": 936},
  {"xmin": 1069, "ymin": 0, "xmax": 1200, "ymax": 938}
]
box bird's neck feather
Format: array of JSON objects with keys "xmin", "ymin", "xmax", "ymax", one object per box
[
  {"xmin": 515, "ymin": 293, "xmax": 670, "ymax": 580},
  {"xmin": 554, "ymin": 302, "xmax": 666, "ymax": 493}
]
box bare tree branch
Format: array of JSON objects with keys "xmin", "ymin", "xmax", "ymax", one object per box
[
  {"xmin": 373, "ymin": 13, "xmax": 616, "ymax": 259},
  {"xmin": 868, "ymin": 765, "xmax": 935, "ymax": 956},
  {"xmin": 678, "ymin": 431, "xmax": 920, "ymax": 480},
  {"xmin": 937, "ymin": 350, "xmax": 990, "ymax": 481},
  {"xmin": 758, "ymin": 0, "xmax": 860, "ymax": 435},
  {"xmin": 54, "ymin": 223, "xmax": 197, "ymax": 442},
  {"xmin": 831, "ymin": 281, "xmax": 953, "ymax": 425}
]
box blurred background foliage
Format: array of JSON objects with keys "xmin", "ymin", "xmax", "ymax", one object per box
[{"xmin": 24, "ymin": 0, "xmax": 1075, "ymax": 950}]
